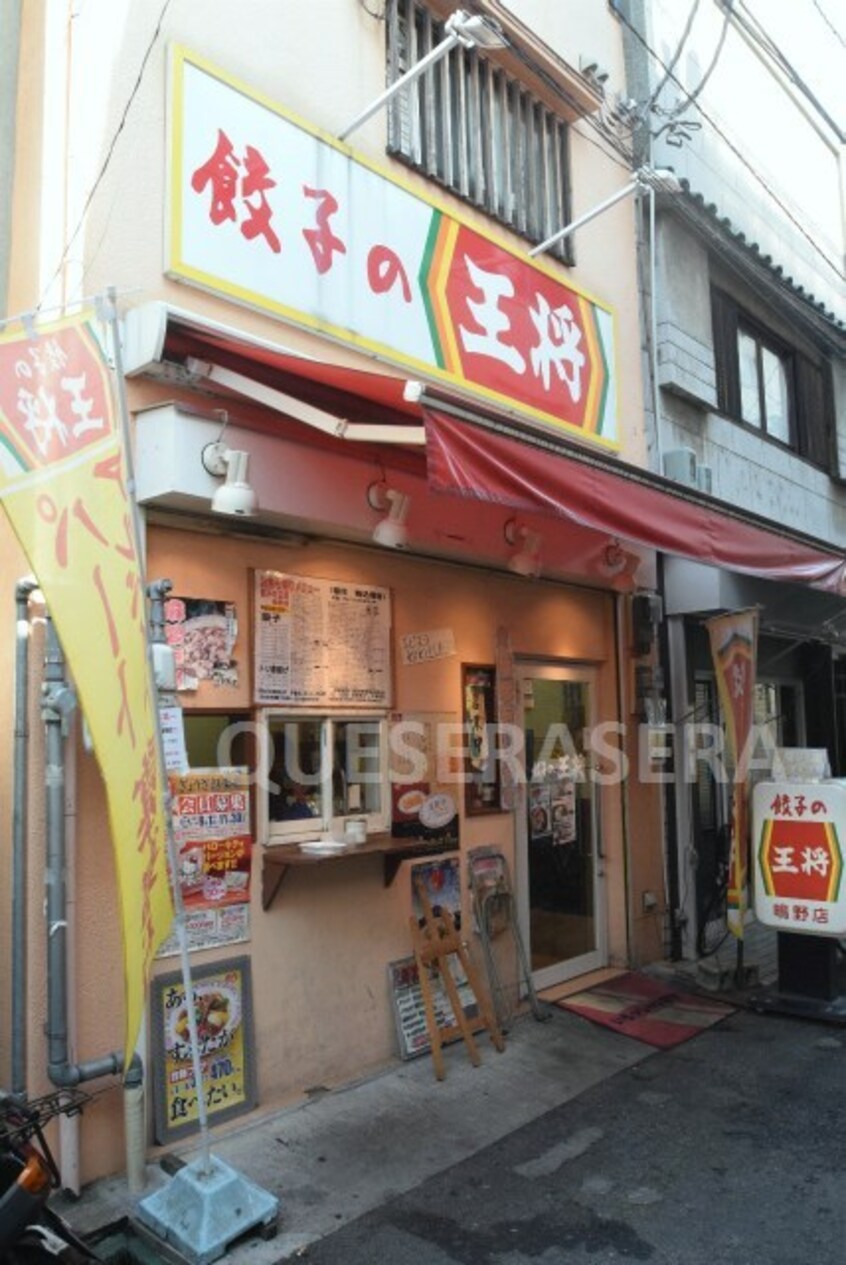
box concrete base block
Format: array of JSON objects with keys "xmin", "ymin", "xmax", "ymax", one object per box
[{"xmin": 136, "ymin": 1156, "xmax": 279, "ymax": 1265}]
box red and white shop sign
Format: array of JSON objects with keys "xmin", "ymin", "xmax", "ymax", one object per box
[
  {"xmin": 752, "ymin": 780, "xmax": 845, "ymax": 935},
  {"xmin": 168, "ymin": 46, "xmax": 619, "ymax": 448}
]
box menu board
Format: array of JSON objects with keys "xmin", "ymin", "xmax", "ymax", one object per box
[{"xmin": 254, "ymin": 570, "xmax": 392, "ymax": 707}]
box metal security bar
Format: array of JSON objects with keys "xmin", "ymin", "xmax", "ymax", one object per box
[{"xmin": 387, "ymin": 0, "xmax": 572, "ymax": 260}]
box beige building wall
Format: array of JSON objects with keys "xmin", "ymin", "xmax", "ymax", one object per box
[{"xmin": 2, "ymin": 0, "xmax": 663, "ymax": 1184}]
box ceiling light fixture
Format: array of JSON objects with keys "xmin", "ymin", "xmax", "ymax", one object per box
[
  {"xmin": 528, "ymin": 165, "xmax": 682, "ymax": 257},
  {"xmin": 368, "ymin": 481, "xmax": 410, "ymax": 549},
  {"xmin": 201, "ymin": 441, "xmax": 259, "ymax": 517},
  {"xmin": 339, "ymin": 9, "xmax": 506, "ymax": 142}
]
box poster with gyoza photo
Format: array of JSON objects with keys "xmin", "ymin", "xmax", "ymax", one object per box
[{"xmin": 164, "ymin": 596, "xmax": 238, "ymax": 690}]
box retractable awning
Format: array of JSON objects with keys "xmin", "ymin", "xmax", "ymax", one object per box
[{"xmin": 424, "ymin": 407, "xmax": 846, "ymax": 595}]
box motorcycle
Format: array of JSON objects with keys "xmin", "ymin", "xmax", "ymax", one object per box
[{"xmin": 0, "ymin": 1088, "xmax": 101, "ymax": 1262}]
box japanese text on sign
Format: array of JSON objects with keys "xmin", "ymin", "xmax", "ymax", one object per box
[{"xmin": 170, "ymin": 47, "xmax": 617, "ymax": 446}]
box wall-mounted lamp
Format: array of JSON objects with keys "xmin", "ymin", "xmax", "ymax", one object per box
[
  {"xmin": 368, "ymin": 481, "xmax": 410, "ymax": 549},
  {"xmin": 528, "ymin": 165, "xmax": 682, "ymax": 258},
  {"xmin": 201, "ymin": 441, "xmax": 259, "ymax": 517},
  {"xmin": 339, "ymin": 9, "xmax": 506, "ymax": 141},
  {"xmin": 504, "ymin": 518, "xmax": 542, "ymax": 578}
]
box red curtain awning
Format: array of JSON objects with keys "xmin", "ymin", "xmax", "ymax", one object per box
[
  {"xmin": 163, "ymin": 324, "xmax": 421, "ymax": 428},
  {"xmin": 424, "ymin": 408, "xmax": 846, "ymax": 594}
]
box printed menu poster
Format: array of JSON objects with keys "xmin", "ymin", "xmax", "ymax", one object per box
[
  {"xmin": 164, "ymin": 596, "xmax": 239, "ymax": 691},
  {"xmin": 152, "ymin": 957, "xmax": 256, "ymax": 1141},
  {"xmin": 255, "ymin": 570, "xmax": 391, "ymax": 706},
  {"xmin": 169, "ymin": 768, "xmax": 252, "ymax": 910}
]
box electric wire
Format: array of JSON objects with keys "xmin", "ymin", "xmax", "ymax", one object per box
[
  {"xmin": 664, "ymin": 0, "xmax": 733, "ymax": 117},
  {"xmin": 37, "ymin": 0, "xmax": 172, "ymax": 313},
  {"xmin": 614, "ymin": 4, "xmax": 846, "ymax": 286},
  {"xmin": 812, "ymin": 0, "xmax": 846, "ymax": 49},
  {"xmin": 728, "ymin": 0, "xmax": 845, "ymax": 142},
  {"xmin": 643, "ymin": 0, "xmax": 702, "ymax": 118}
]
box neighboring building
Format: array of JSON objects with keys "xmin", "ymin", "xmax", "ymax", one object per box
[
  {"xmin": 0, "ymin": 0, "xmax": 841, "ymax": 1190},
  {"xmin": 615, "ymin": 0, "xmax": 846, "ymax": 961}
]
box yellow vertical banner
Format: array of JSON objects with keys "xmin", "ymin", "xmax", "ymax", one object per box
[
  {"xmin": 0, "ymin": 311, "xmax": 174, "ymax": 1057},
  {"xmin": 706, "ymin": 608, "xmax": 759, "ymax": 939}
]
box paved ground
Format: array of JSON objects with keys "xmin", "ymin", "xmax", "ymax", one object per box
[
  {"xmin": 61, "ymin": 972, "xmax": 846, "ymax": 1265},
  {"xmin": 297, "ymin": 1007, "xmax": 846, "ymax": 1265}
]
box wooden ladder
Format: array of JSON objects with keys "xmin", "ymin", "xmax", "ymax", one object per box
[{"xmin": 409, "ymin": 880, "xmax": 505, "ymax": 1080}]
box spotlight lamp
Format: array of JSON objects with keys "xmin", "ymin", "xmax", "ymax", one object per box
[
  {"xmin": 201, "ymin": 441, "xmax": 259, "ymax": 517},
  {"xmin": 504, "ymin": 518, "xmax": 542, "ymax": 578},
  {"xmin": 368, "ymin": 481, "xmax": 410, "ymax": 550}
]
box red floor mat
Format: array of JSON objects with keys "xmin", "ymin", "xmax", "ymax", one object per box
[{"xmin": 554, "ymin": 971, "xmax": 735, "ymax": 1048}]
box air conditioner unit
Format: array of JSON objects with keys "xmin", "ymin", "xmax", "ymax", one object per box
[
  {"xmin": 696, "ymin": 464, "xmax": 713, "ymax": 495},
  {"xmin": 663, "ymin": 447, "xmax": 697, "ymax": 487}
]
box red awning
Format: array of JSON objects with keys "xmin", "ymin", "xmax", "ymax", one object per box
[
  {"xmin": 424, "ymin": 408, "xmax": 846, "ymax": 594},
  {"xmin": 163, "ymin": 323, "xmax": 421, "ymax": 428}
]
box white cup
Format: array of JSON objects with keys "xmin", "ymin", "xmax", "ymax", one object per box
[{"xmin": 344, "ymin": 817, "xmax": 367, "ymax": 844}]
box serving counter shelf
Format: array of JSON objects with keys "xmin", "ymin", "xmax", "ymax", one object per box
[{"xmin": 261, "ymin": 833, "xmax": 459, "ymax": 909}]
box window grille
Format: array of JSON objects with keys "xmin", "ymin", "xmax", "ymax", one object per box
[{"xmin": 386, "ymin": 0, "xmax": 572, "ymax": 260}]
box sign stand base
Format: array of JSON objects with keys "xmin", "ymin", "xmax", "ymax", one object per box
[
  {"xmin": 748, "ymin": 986, "xmax": 846, "ymax": 1024},
  {"xmin": 749, "ymin": 933, "xmax": 846, "ymax": 1024},
  {"xmin": 136, "ymin": 1156, "xmax": 279, "ymax": 1265}
]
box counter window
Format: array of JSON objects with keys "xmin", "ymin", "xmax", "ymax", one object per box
[{"xmin": 264, "ymin": 714, "xmax": 388, "ymax": 840}]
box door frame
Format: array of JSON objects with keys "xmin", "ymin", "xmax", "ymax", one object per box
[{"xmin": 514, "ymin": 660, "xmax": 608, "ymax": 989}]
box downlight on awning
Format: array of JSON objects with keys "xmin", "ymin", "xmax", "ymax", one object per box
[{"xmin": 423, "ymin": 407, "xmax": 846, "ymax": 595}]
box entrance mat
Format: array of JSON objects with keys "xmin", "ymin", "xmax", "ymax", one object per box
[{"xmin": 554, "ymin": 971, "xmax": 735, "ymax": 1048}]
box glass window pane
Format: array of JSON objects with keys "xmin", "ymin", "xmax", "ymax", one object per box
[
  {"xmin": 334, "ymin": 721, "xmax": 383, "ymax": 817},
  {"xmin": 738, "ymin": 331, "xmax": 761, "ymax": 426},
  {"xmin": 762, "ymin": 347, "xmax": 790, "ymax": 443},
  {"xmin": 267, "ymin": 719, "xmax": 323, "ymax": 822}
]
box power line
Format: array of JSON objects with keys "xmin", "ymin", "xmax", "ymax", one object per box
[
  {"xmin": 37, "ymin": 0, "xmax": 172, "ymax": 313},
  {"xmin": 812, "ymin": 0, "xmax": 846, "ymax": 50},
  {"xmin": 728, "ymin": 0, "xmax": 845, "ymax": 143},
  {"xmin": 665, "ymin": 0, "xmax": 733, "ymax": 116},
  {"xmin": 643, "ymin": 0, "xmax": 702, "ymax": 118},
  {"xmin": 615, "ymin": 5, "xmax": 845, "ymax": 287}
]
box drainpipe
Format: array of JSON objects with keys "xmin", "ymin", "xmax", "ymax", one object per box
[
  {"xmin": 12, "ymin": 576, "xmax": 38, "ymax": 1099},
  {"xmin": 42, "ymin": 617, "xmax": 144, "ymax": 1181}
]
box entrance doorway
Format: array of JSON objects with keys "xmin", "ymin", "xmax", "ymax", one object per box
[{"xmin": 516, "ymin": 663, "xmax": 606, "ymax": 989}]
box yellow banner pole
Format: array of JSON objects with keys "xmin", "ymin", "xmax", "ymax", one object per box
[{"xmin": 104, "ymin": 288, "xmax": 212, "ymax": 1173}]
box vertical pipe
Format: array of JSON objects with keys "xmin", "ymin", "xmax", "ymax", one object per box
[
  {"xmin": 12, "ymin": 577, "xmax": 38, "ymax": 1098},
  {"xmin": 43, "ymin": 617, "xmax": 71, "ymax": 1078}
]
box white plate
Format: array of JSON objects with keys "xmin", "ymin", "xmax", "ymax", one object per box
[
  {"xmin": 299, "ymin": 840, "xmax": 350, "ymax": 856},
  {"xmin": 419, "ymin": 793, "xmax": 457, "ymax": 830}
]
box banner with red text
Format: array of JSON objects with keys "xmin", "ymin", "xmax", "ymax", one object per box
[
  {"xmin": 706, "ymin": 608, "xmax": 759, "ymax": 938},
  {"xmin": 0, "ymin": 311, "xmax": 174, "ymax": 1057}
]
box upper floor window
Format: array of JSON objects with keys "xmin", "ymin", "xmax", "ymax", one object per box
[
  {"xmin": 712, "ymin": 286, "xmax": 834, "ymax": 470},
  {"xmin": 386, "ymin": 0, "xmax": 572, "ymax": 260}
]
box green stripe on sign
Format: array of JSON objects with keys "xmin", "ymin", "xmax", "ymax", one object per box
[{"xmin": 419, "ymin": 210, "xmax": 446, "ymax": 370}]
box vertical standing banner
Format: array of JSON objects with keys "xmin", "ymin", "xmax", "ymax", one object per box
[
  {"xmin": 706, "ymin": 608, "xmax": 759, "ymax": 938},
  {"xmin": 0, "ymin": 311, "xmax": 174, "ymax": 1057}
]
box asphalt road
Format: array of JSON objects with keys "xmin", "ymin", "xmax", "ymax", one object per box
[{"xmin": 291, "ymin": 1008, "xmax": 846, "ymax": 1265}]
